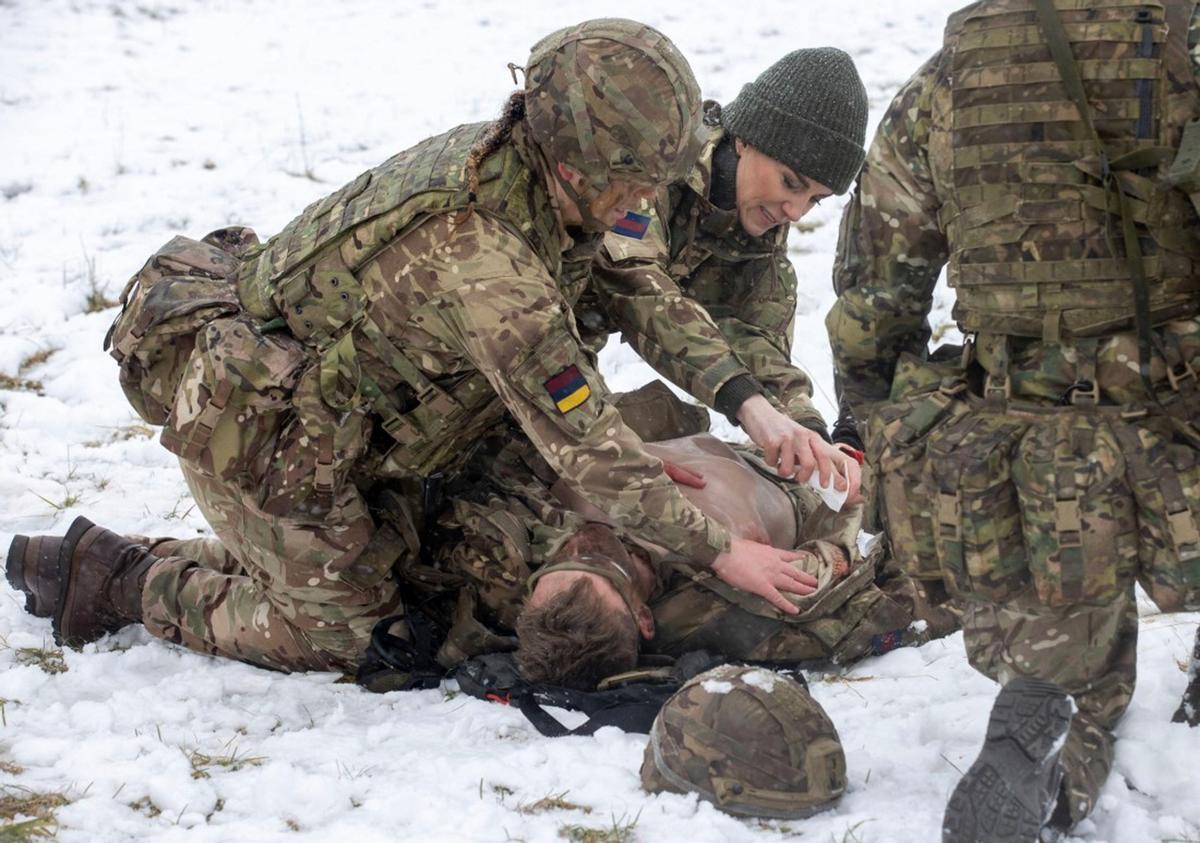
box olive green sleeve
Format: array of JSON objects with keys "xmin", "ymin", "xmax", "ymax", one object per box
[
  {"xmin": 594, "ymin": 203, "xmax": 754, "ymax": 410},
  {"xmin": 704, "ymin": 233, "xmax": 828, "ymax": 436},
  {"xmin": 827, "ymin": 52, "xmax": 950, "ymax": 418}
]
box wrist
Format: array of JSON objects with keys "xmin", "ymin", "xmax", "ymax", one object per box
[
  {"xmin": 716, "ymin": 374, "xmax": 766, "ymax": 425},
  {"xmin": 734, "ymin": 393, "xmax": 773, "ymax": 428}
]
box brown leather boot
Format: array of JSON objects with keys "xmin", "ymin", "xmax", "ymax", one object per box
[
  {"xmin": 8, "ymin": 527, "xmax": 175, "ymax": 620},
  {"xmin": 7, "ymin": 532, "xmax": 67, "ymax": 617},
  {"xmin": 51, "ymin": 517, "xmax": 160, "ymax": 648}
]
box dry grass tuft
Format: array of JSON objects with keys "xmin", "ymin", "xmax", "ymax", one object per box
[
  {"xmin": 519, "ymin": 791, "xmax": 591, "ymax": 815},
  {"xmin": 184, "ymin": 744, "xmax": 266, "ymax": 779},
  {"xmin": 0, "ymin": 785, "xmax": 70, "ymax": 841},
  {"xmin": 0, "ymin": 375, "xmax": 43, "ymax": 395},
  {"xmin": 13, "ymin": 647, "xmax": 67, "ymax": 676}
]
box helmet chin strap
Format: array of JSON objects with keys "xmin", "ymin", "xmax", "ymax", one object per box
[{"xmin": 552, "ymin": 164, "xmax": 613, "ymax": 232}]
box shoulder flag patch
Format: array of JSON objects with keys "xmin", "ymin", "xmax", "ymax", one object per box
[
  {"xmin": 544, "ymin": 365, "xmax": 591, "ymax": 413},
  {"xmin": 611, "ymin": 211, "xmax": 651, "ymax": 240}
]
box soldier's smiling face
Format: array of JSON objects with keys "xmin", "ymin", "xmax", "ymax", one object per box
[{"xmin": 733, "ymin": 138, "xmax": 832, "ymax": 237}]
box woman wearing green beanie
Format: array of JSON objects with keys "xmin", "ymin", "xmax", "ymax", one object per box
[{"xmin": 589, "ymin": 47, "xmax": 869, "ymax": 496}]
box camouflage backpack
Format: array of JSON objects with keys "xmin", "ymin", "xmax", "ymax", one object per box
[{"xmin": 104, "ymin": 227, "xmax": 259, "ymax": 426}]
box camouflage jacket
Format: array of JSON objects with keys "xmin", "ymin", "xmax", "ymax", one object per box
[
  {"xmin": 829, "ymin": 1, "xmax": 1200, "ymax": 415},
  {"xmin": 588, "ymin": 122, "xmax": 827, "ymax": 434},
  {"xmin": 237, "ymin": 123, "xmax": 731, "ymax": 565}
]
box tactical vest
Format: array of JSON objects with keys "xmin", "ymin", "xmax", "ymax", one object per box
[
  {"xmin": 939, "ymin": 0, "xmax": 1200, "ymax": 342},
  {"xmin": 236, "ymin": 122, "xmax": 566, "ymax": 480}
]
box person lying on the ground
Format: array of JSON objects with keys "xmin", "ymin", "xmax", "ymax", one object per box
[{"xmin": 422, "ymin": 391, "xmax": 958, "ymax": 690}]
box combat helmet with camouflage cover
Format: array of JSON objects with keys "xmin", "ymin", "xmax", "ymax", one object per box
[
  {"xmin": 522, "ymin": 18, "xmax": 703, "ymax": 229},
  {"xmin": 640, "ymin": 663, "xmax": 847, "ymax": 819}
]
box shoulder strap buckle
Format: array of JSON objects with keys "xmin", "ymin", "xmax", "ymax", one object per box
[
  {"xmin": 1168, "ymin": 360, "xmax": 1198, "ymax": 393},
  {"xmin": 983, "ymin": 372, "xmax": 1011, "ymax": 403},
  {"xmin": 1067, "ymin": 380, "xmax": 1100, "ymax": 406}
]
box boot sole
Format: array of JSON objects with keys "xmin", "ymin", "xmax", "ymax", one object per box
[
  {"xmin": 943, "ymin": 677, "xmax": 1074, "ymax": 843},
  {"xmin": 6, "ymin": 535, "xmax": 31, "ymax": 613},
  {"xmin": 50, "ymin": 517, "xmax": 97, "ymax": 648}
]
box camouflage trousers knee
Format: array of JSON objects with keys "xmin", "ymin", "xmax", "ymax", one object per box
[
  {"xmin": 872, "ymin": 395, "xmax": 1200, "ymax": 823},
  {"xmin": 138, "ymin": 462, "xmax": 402, "ymax": 673}
]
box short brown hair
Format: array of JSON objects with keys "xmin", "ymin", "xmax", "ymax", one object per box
[{"xmin": 515, "ymin": 578, "xmax": 639, "ymax": 690}]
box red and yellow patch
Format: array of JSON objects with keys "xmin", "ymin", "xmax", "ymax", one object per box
[{"xmin": 544, "ymin": 365, "xmax": 591, "ymax": 413}]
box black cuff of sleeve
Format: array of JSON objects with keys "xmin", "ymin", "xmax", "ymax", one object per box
[
  {"xmin": 830, "ymin": 398, "xmax": 864, "ymax": 450},
  {"xmin": 714, "ymin": 374, "xmax": 765, "ymax": 425}
]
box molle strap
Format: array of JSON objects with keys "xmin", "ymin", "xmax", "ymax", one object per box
[
  {"xmin": 1043, "ymin": 310, "xmax": 1064, "ymax": 344},
  {"xmin": 178, "ymin": 379, "xmax": 234, "ymax": 462},
  {"xmin": 1162, "ymin": 470, "xmax": 1200, "ymax": 559},
  {"xmin": 358, "ymin": 314, "xmax": 462, "ymax": 416},
  {"xmin": 1068, "ymin": 336, "xmax": 1100, "ymax": 405},
  {"xmin": 1115, "ymin": 421, "xmax": 1200, "ymax": 561},
  {"xmin": 314, "ymin": 433, "xmax": 336, "ymax": 511},
  {"xmin": 937, "ymin": 490, "xmax": 962, "ymax": 542},
  {"xmin": 1052, "ymin": 420, "xmax": 1095, "ymax": 601},
  {"xmin": 983, "ymin": 334, "xmax": 1011, "ymax": 405},
  {"xmin": 371, "ymin": 385, "xmax": 423, "ymax": 448}
]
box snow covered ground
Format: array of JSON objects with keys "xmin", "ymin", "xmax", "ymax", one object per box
[{"xmin": 0, "ymin": 1, "xmax": 1196, "ymax": 840}]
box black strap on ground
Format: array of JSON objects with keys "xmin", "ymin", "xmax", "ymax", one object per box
[
  {"xmin": 451, "ymin": 650, "xmax": 817, "ymax": 738},
  {"xmin": 355, "ymin": 613, "xmax": 446, "ymax": 693}
]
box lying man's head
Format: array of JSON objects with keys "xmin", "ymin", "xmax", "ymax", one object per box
[{"xmin": 515, "ymin": 524, "xmax": 656, "ymax": 690}]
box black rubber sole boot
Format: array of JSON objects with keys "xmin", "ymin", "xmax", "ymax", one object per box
[{"xmin": 943, "ymin": 677, "xmax": 1074, "ymax": 843}]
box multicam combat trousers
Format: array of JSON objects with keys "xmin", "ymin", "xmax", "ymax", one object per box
[
  {"xmin": 137, "ymin": 466, "xmax": 402, "ymax": 673},
  {"xmin": 871, "ymin": 378, "xmax": 1200, "ymax": 822}
]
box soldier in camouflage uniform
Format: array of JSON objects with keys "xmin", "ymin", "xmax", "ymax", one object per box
[
  {"xmin": 827, "ymin": 2, "xmax": 1200, "ymax": 839},
  {"xmin": 584, "ymin": 48, "xmax": 871, "ymax": 494},
  {"xmin": 5, "ymin": 19, "xmax": 822, "ymax": 675},
  {"xmin": 421, "ymin": 384, "xmax": 958, "ymax": 690}
]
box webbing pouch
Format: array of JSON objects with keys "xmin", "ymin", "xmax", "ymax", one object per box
[
  {"xmin": 161, "ymin": 314, "xmax": 305, "ymax": 487},
  {"xmin": 867, "ymin": 376, "xmax": 970, "ymax": 581},
  {"xmin": 1013, "ymin": 415, "xmax": 1139, "ymax": 607},
  {"xmin": 1114, "ymin": 415, "xmax": 1200, "ymax": 610},
  {"xmin": 927, "ymin": 412, "xmax": 1031, "ymax": 602},
  {"xmin": 107, "ymin": 228, "xmax": 256, "ymax": 424},
  {"xmin": 257, "ymin": 363, "xmax": 371, "ymax": 518}
]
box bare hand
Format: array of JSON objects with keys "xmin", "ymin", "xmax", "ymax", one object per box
[
  {"xmin": 711, "ymin": 536, "xmax": 819, "ymax": 615},
  {"xmin": 663, "ymin": 461, "xmax": 706, "ymax": 489},
  {"xmin": 737, "ymin": 395, "xmax": 862, "ymax": 502}
]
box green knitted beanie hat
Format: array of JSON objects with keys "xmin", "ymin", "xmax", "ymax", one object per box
[{"xmin": 722, "ymin": 47, "xmax": 868, "ymax": 195}]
